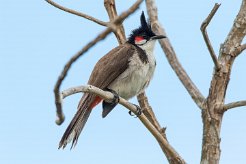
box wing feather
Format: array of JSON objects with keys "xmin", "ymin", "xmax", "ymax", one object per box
[{"xmin": 88, "ymin": 43, "xmax": 136, "ymax": 89}]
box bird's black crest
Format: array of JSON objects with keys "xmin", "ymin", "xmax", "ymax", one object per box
[{"xmin": 128, "ymin": 12, "xmax": 156, "ymax": 44}]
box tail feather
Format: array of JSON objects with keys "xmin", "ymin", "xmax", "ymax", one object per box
[
  {"xmin": 58, "ymin": 94, "xmax": 98, "ymax": 149},
  {"xmin": 59, "ymin": 106, "xmax": 92, "ymax": 149},
  {"xmin": 71, "ymin": 107, "xmax": 92, "ymax": 148}
]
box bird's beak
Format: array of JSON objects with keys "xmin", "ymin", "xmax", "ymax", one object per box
[{"xmin": 151, "ymin": 35, "xmax": 166, "ymax": 40}]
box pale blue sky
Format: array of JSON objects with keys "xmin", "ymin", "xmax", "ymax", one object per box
[{"xmin": 1, "ymin": 0, "xmax": 246, "ymax": 163}]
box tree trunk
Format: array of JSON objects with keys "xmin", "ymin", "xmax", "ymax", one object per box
[
  {"xmin": 201, "ymin": 58, "xmax": 234, "ymax": 163},
  {"xmin": 200, "ymin": 0, "xmax": 245, "ymax": 160}
]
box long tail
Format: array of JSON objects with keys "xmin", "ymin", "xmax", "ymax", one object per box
[{"xmin": 58, "ymin": 94, "xmax": 102, "ymax": 149}]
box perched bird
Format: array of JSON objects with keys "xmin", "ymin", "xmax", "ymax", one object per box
[{"xmin": 59, "ymin": 12, "xmax": 166, "ymax": 149}]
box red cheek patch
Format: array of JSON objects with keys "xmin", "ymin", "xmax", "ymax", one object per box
[{"xmin": 135, "ymin": 36, "xmax": 144, "ymax": 42}]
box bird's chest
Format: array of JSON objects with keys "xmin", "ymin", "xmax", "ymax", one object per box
[{"xmin": 109, "ymin": 52, "xmax": 156, "ymax": 100}]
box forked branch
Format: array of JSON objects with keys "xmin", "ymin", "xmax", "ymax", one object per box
[
  {"xmin": 201, "ymin": 3, "xmax": 221, "ymax": 70},
  {"xmin": 104, "ymin": 0, "xmax": 126, "ymax": 43}
]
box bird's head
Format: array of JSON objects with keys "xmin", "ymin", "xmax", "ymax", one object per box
[{"xmin": 128, "ymin": 12, "xmax": 166, "ymax": 51}]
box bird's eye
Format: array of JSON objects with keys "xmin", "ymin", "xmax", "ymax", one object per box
[{"xmin": 142, "ymin": 35, "xmax": 148, "ymax": 39}]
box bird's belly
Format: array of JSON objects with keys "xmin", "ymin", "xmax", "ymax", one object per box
[{"xmin": 108, "ymin": 61, "xmax": 155, "ymax": 100}]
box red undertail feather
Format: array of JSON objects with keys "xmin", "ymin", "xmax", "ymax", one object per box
[{"xmin": 89, "ymin": 96, "xmax": 102, "ymax": 109}]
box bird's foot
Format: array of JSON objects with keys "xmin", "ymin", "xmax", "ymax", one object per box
[
  {"xmin": 106, "ymin": 88, "xmax": 119, "ymax": 104},
  {"xmin": 128, "ymin": 104, "xmax": 142, "ymax": 117}
]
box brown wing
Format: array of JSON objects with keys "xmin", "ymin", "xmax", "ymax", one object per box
[{"xmin": 88, "ymin": 43, "xmax": 136, "ymax": 89}]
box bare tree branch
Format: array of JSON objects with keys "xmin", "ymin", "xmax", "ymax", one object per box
[
  {"xmin": 61, "ymin": 85, "xmax": 185, "ymax": 164},
  {"xmin": 137, "ymin": 93, "xmax": 180, "ymax": 163},
  {"xmin": 53, "ymin": 0, "xmax": 143, "ymax": 125},
  {"xmin": 60, "ymin": 85, "xmax": 145, "ymax": 116},
  {"xmin": 106, "ymin": 0, "xmax": 143, "ymax": 33},
  {"xmin": 146, "ymin": 0, "xmax": 206, "ymax": 111},
  {"xmin": 221, "ymin": 0, "xmax": 246, "ymax": 56},
  {"xmin": 54, "ymin": 28, "xmax": 112, "ymax": 125},
  {"xmin": 137, "ymin": 93, "xmax": 163, "ymax": 132},
  {"xmin": 201, "ymin": 3, "xmax": 221, "ymax": 70},
  {"xmin": 45, "ymin": 0, "xmax": 108, "ymax": 26},
  {"xmin": 224, "ymin": 100, "xmax": 246, "ymax": 111},
  {"xmin": 104, "ymin": 0, "xmax": 127, "ymax": 43},
  {"xmin": 231, "ymin": 43, "xmax": 246, "ymax": 57}
]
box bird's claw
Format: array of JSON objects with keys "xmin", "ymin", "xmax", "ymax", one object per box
[
  {"xmin": 128, "ymin": 104, "xmax": 142, "ymax": 117},
  {"xmin": 128, "ymin": 111, "xmax": 134, "ymax": 116}
]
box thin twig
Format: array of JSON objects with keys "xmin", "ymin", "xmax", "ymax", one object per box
[
  {"xmin": 146, "ymin": 0, "xmax": 206, "ymax": 111},
  {"xmin": 61, "ymin": 85, "xmax": 182, "ymax": 160},
  {"xmin": 45, "ymin": 0, "xmax": 108, "ymax": 26},
  {"xmin": 201, "ymin": 3, "xmax": 221, "ymax": 70},
  {"xmin": 53, "ymin": 0, "xmax": 143, "ymax": 125},
  {"xmin": 224, "ymin": 100, "xmax": 246, "ymax": 111}
]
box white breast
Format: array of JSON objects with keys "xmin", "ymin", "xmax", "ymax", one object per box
[{"xmin": 109, "ymin": 41, "xmax": 156, "ymax": 100}]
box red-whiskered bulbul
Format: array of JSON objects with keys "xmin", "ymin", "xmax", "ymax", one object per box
[{"xmin": 59, "ymin": 12, "xmax": 166, "ymax": 149}]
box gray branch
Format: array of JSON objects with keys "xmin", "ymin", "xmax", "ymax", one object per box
[
  {"xmin": 231, "ymin": 43, "xmax": 246, "ymax": 57},
  {"xmin": 224, "ymin": 100, "xmax": 246, "ymax": 111},
  {"xmin": 200, "ymin": 3, "xmax": 221, "ymax": 70}
]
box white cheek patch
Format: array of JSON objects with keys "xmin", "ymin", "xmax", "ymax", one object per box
[{"xmin": 135, "ymin": 39, "xmax": 147, "ymax": 45}]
